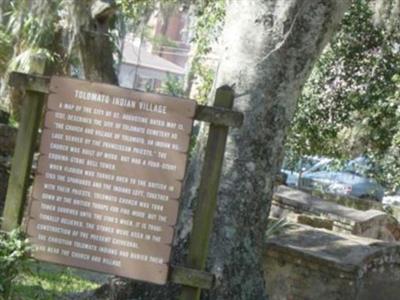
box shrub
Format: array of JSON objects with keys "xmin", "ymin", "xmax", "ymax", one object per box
[{"xmin": 0, "ymin": 228, "xmax": 31, "ymax": 299}]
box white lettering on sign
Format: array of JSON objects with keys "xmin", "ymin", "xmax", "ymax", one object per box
[{"xmin": 29, "ymin": 76, "xmax": 196, "ymax": 285}]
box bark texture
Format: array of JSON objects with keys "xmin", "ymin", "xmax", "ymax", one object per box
[
  {"xmin": 70, "ymin": 0, "xmax": 118, "ymax": 84},
  {"xmin": 107, "ymin": 1, "xmax": 351, "ymax": 299},
  {"xmin": 192, "ymin": 1, "xmax": 351, "ymax": 299}
]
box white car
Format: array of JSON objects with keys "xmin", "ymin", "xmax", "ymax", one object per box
[
  {"xmin": 299, "ymin": 157, "xmax": 385, "ymax": 202},
  {"xmin": 281, "ymin": 156, "xmax": 331, "ymax": 187}
]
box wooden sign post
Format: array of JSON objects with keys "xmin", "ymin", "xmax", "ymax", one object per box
[
  {"xmin": 179, "ymin": 86, "xmax": 234, "ymax": 300},
  {"xmin": 1, "ymin": 71, "xmax": 243, "ymax": 299}
]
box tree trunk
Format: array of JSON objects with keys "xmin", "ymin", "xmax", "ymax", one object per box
[
  {"xmin": 102, "ymin": 1, "xmax": 351, "ymax": 299},
  {"xmin": 72, "ymin": 0, "xmax": 118, "ymax": 84},
  {"xmin": 197, "ymin": 1, "xmax": 351, "ymax": 298}
]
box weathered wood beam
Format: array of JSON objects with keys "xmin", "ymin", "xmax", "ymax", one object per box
[
  {"xmin": 9, "ymin": 72, "xmax": 49, "ymax": 94},
  {"xmin": 194, "ymin": 105, "xmax": 243, "ymax": 129},
  {"xmin": 2, "ymin": 71, "xmax": 46, "ymax": 231},
  {"xmin": 170, "ymin": 266, "xmax": 214, "ymax": 290},
  {"xmin": 179, "ymin": 86, "xmax": 234, "ymax": 300},
  {"xmin": 8, "ymin": 72, "xmax": 244, "ymax": 128}
]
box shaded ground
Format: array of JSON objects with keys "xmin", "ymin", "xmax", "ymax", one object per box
[{"xmin": 11, "ymin": 262, "xmax": 109, "ymax": 300}]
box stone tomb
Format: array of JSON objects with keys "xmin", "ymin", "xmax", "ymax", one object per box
[
  {"xmin": 272, "ymin": 185, "xmax": 400, "ymax": 242},
  {"xmin": 265, "ymin": 225, "xmax": 400, "ymax": 300}
]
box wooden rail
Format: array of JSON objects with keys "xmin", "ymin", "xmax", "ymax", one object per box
[
  {"xmin": 9, "ymin": 72, "xmax": 243, "ymax": 128},
  {"xmin": 170, "ymin": 265, "xmax": 214, "ymax": 290},
  {"xmin": 2, "ymin": 73, "xmax": 46, "ymax": 232}
]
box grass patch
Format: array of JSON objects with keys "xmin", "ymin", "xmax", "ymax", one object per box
[{"xmin": 10, "ymin": 262, "xmax": 100, "ymax": 300}]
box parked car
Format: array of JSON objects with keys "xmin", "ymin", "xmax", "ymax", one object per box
[
  {"xmin": 281, "ymin": 156, "xmax": 331, "ymax": 187},
  {"xmin": 299, "ymin": 157, "xmax": 384, "ymax": 201}
]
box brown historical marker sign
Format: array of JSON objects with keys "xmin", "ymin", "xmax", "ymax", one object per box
[{"xmin": 26, "ymin": 76, "xmax": 196, "ymax": 284}]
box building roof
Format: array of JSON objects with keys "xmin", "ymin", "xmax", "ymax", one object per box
[{"xmin": 122, "ymin": 41, "xmax": 185, "ymax": 75}]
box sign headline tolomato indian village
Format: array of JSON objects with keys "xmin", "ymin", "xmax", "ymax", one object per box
[{"xmin": 26, "ymin": 76, "xmax": 197, "ymax": 284}]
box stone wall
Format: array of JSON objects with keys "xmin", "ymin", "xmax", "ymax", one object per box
[
  {"xmin": 272, "ymin": 185, "xmax": 400, "ymax": 242},
  {"xmin": 265, "ymin": 225, "xmax": 400, "ymax": 300},
  {"xmin": 308, "ymin": 189, "xmax": 384, "ymax": 211}
]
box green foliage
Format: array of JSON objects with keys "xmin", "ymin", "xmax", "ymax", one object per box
[
  {"xmin": 9, "ymin": 48, "xmax": 54, "ymax": 73},
  {"xmin": 265, "ymin": 218, "xmax": 295, "ymax": 239},
  {"xmin": 0, "ymin": 0, "xmax": 63, "ymax": 116},
  {"xmin": 0, "ymin": 228, "xmax": 98, "ymax": 299},
  {"xmin": 13, "ymin": 263, "xmax": 99, "ymax": 300},
  {"xmin": 379, "ymin": 74, "xmax": 400, "ymax": 191},
  {"xmin": 116, "ymin": 0, "xmax": 156, "ymax": 24},
  {"xmin": 0, "ymin": 27, "xmax": 12, "ymax": 75},
  {"xmin": 6, "ymin": 0, "xmax": 61, "ymax": 72},
  {"xmin": 160, "ymin": 74, "xmax": 185, "ymax": 97},
  {"xmin": 0, "ymin": 228, "xmax": 31, "ymax": 299},
  {"xmin": 192, "ymin": 0, "xmax": 225, "ymax": 58},
  {"xmin": 190, "ymin": 0, "xmax": 225, "ymax": 104},
  {"xmin": 286, "ymin": 0, "xmax": 400, "ymax": 189}
]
